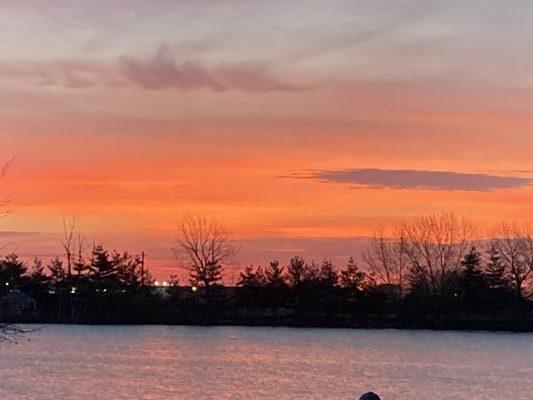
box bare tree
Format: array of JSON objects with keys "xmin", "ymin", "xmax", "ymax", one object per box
[
  {"xmin": 61, "ymin": 217, "xmax": 77, "ymax": 277},
  {"xmin": 489, "ymin": 222, "xmax": 533, "ymax": 299},
  {"xmin": 0, "ymin": 160, "xmax": 32, "ymax": 343},
  {"xmin": 392, "ymin": 226, "xmax": 408, "ymax": 302},
  {"xmin": 362, "ymin": 230, "xmax": 399, "ymax": 285},
  {"xmin": 0, "ymin": 161, "xmax": 10, "ymax": 220},
  {"xmin": 0, "ymin": 162, "xmax": 10, "ymax": 254},
  {"xmin": 400, "ymin": 212, "xmax": 474, "ymax": 298},
  {"xmin": 173, "ymin": 215, "xmax": 238, "ymax": 290},
  {"xmin": 73, "ymin": 233, "xmax": 89, "ymax": 277},
  {"xmin": 362, "ymin": 226, "xmax": 408, "ymax": 307}
]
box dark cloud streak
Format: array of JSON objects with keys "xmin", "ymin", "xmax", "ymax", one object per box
[
  {"xmin": 286, "ymin": 168, "xmax": 532, "ymax": 191},
  {"xmin": 0, "ymin": 47, "xmax": 296, "ymax": 93}
]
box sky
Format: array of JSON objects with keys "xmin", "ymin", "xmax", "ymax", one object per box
[{"xmin": 1, "ymin": 0, "xmax": 533, "ymax": 279}]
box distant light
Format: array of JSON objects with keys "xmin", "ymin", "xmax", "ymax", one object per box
[
  {"xmin": 5, "ymin": 282, "xmax": 9, "ymax": 286},
  {"xmin": 71, "ymin": 287, "xmax": 77, "ymax": 294},
  {"xmin": 192, "ymin": 286, "xmax": 198, "ymax": 292},
  {"xmin": 162, "ymin": 281, "xmax": 169, "ymax": 287},
  {"xmin": 154, "ymin": 281, "xmax": 160, "ymax": 287},
  {"xmin": 103, "ymin": 288, "xmax": 107, "ymax": 293}
]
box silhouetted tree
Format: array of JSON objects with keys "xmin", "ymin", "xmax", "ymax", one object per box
[
  {"xmin": 284, "ymin": 257, "xmax": 323, "ymax": 313},
  {"xmin": 318, "ymin": 259, "xmax": 339, "ymax": 316},
  {"xmin": 339, "ymin": 257, "xmax": 367, "ymax": 300},
  {"xmin": 238, "ymin": 265, "xmax": 266, "ymax": 288},
  {"xmin": 264, "ymin": 260, "xmax": 287, "ymax": 316},
  {"xmin": 302, "ymin": 261, "xmax": 320, "ymax": 283},
  {"xmin": 484, "ymin": 244, "xmax": 508, "ymax": 291},
  {"xmin": 29, "ymin": 257, "xmax": 47, "ymax": 284},
  {"xmin": 265, "ymin": 260, "xmax": 285, "ymax": 287},
  {"xmin": 73, "ymin": 234, "xmax": 90, "ymax": 278},
  {"xmin": 237, "ymin": 265, "xmax": 266, "ymax": 310},
  {"xmin": 0, "ymin": 161, "xmax": 33, "ymax": 342},
  {"xmin": 173, "ymin": 215, "xmax": 237, "ymax": 291},
  {"xmin": 460, "ymin": 247, "xmax": 487, "ymax": 310},
  {"xmin": 89, "ymin": 245, "xmax": 116, "ymax": 283},
  {"xmin": 299, "ymin": 261, "xmax": 321, "ymax": 314},
  {"xmin": 114, "ymin": 251, "xmax": 143, "ymax": 287},
  {"xmin": 141, "ymin": 269, "xmax": 155, "ymax": 286},
  {"xmin": 285, "ymin": 256, "xmax": 306, "ymax": 287},
  {"xmin": 169, "ymin": 274, "xmax": 180, "ymax": 286},
  {"xmin": 48, "ymin": 256, "xmax": 66, "ymax": 284},
  {"xmin": 362, "ymin": 228, "xmax": 407, "ymax": 314},
  {"xmin": 402, "ymin": 212, "xmax": 474, "ymax": 300},
  {"xmin": 490, "ymin": 223, "xmax": 533, "ymax": 299},
  {"xmin": 0, "ymin": 253, "xmax": 27, "ymax": 285},
  {"xmin": 61, "ymin": 217, "xmax": 76, "ymax": 278},
  {"xmin": 319, "ymin": 259, "xmax": 338, "ymax": 287},
  {"xmin": 363, "ymin": 230, "xmax": 399, "ymax": 285},
  {"xmin": 0, "ymin": 160, "xmax": 12, "ymax": 221},
  {"xmin": 88, "ymin": 245, "xmax": 140, "ymax": 289}
]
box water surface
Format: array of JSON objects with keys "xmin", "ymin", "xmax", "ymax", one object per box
[{"xmin": 0, "ymin": 325, "xmax": 531, "ymax": 399}]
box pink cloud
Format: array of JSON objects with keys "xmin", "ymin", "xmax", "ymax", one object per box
[
  {"xmin": 0, "ymin": 60, "xmax": 122, "ymax": 88},
  {"xmin": 1, "ymin": 48, "xmax": 296, "ymax": 93}
]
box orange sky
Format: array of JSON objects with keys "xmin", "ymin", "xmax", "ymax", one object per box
[{"xmin": 1, "ymin": 1, "xmax": 532, "ymax": 278}]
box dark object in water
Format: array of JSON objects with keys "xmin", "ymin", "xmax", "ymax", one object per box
[{"xmin": 359, "ymin": 393, "xmax": 381, "ymax": 400}]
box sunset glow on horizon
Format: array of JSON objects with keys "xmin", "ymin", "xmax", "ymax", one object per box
[{"xmin": 1, "ymin": 1, "xmax": 533, "ymax": 278}]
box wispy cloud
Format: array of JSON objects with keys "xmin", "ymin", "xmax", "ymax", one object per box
[
  {"xmin": 0, "ymin": 60, "xmax": 121, "ymax": 88},
  {"xmin": 0, "ymin": 47, "xmax": 296, "ymax": 93},
  {"xmin": 119, "ymin": 47, "xmax": 296, "ymax": 92},
  {"xmin": 284, "ymin": 168, "xmax": 532, "ymax": 191}
]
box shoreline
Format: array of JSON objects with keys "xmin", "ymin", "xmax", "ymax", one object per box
[{"xmin": 11, "ymin": 318, "xmax": 533, "ymax": 334}]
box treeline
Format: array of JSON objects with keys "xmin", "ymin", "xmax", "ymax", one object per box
[
  {"xmin": 179, "ymin": 213, "xmax": 533, "ymax": 330},
  {"xmin": 0, "ymin": 213, "xmax": 532, "ymax": 330},
  {"xmin": 0, "ymin": 245, "xmax": 153, "ymax": 290},
  {"xmin": 231, "ymin": 213, "xmax": 533, "ymax": 329},
  {"xmin": 233, "ymin": 247, "xmax": 529, "ymax": 328},
  {"xmin": 0, "ymin": 244, "xmax": 158, "ymax": 323}
]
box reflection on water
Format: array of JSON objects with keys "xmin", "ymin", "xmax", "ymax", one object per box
[{"xmin": 0, "ymin": 325, "xmax": 531, "ymax": 399}]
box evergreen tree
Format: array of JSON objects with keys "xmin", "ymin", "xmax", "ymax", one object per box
[
  {"xmin": 73, "ymin": 250, "xmax": 90, "ymax": 278},
  {"xmin": 461, "ymin": 247, "xmax": 486, "ymax": 291},
  {"xmin": 461, "ymin": 247, "xmax": 487, "ymax": 310},
  {"xmin": 90, "ymin": 245, "xmax": 116, "ymax": 281},
  {"xmin": 48, "ymin": 256, "xmax": 66, "ymax": 284},
  {"xmin": 0, "ymin": 253, "xmax": 27, "ymax": 285},
  {"xmin": 319, "ymin": 259, "xmax": 339, "ymax": 316},
  {"xmin": 297, "ymin": 261, "xmax": 321, "ymax": 314},
  {"xmin": 113, "ymin": 251, "xmax": 143, "ymax": 287},
  {"xmin": 339, "ymin": 257, "xmax": 367, "ymax": 299},
  {"xmin": 237, "ymin": 265, "xmax": 266, "ymax": 309},
  {"xmin": 319, "ymin": 259, "xmax": 338, "ymax": 288},
  {"xmin": 264, "ymin": 260, "xmax": 286, "ymax": 288},
  {"xmin": 285, "ymin": 256, "xmax": 306, "ymax": 287},
  {"xmin": 484, "ymin": 244, "xmax": 508, "ymax": 291},
  {"xmin": 302, "ymin": 261, "xmax": 320, "ymax": 283},
  {"xmin": 264, "ymin": 260, "xmax": 287, "ymax": 316},
  {"xmin": 238, "ymin": 265, "xmax": 266, "ymax": 288},
  {"xmin": 29, "ymin": 257, "xmax": 48, "ymax": 284}
]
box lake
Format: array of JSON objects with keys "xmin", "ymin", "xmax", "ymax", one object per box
[{"xmin": 0, "ymin": 325, "xmax": 531, "ymax": 399}]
